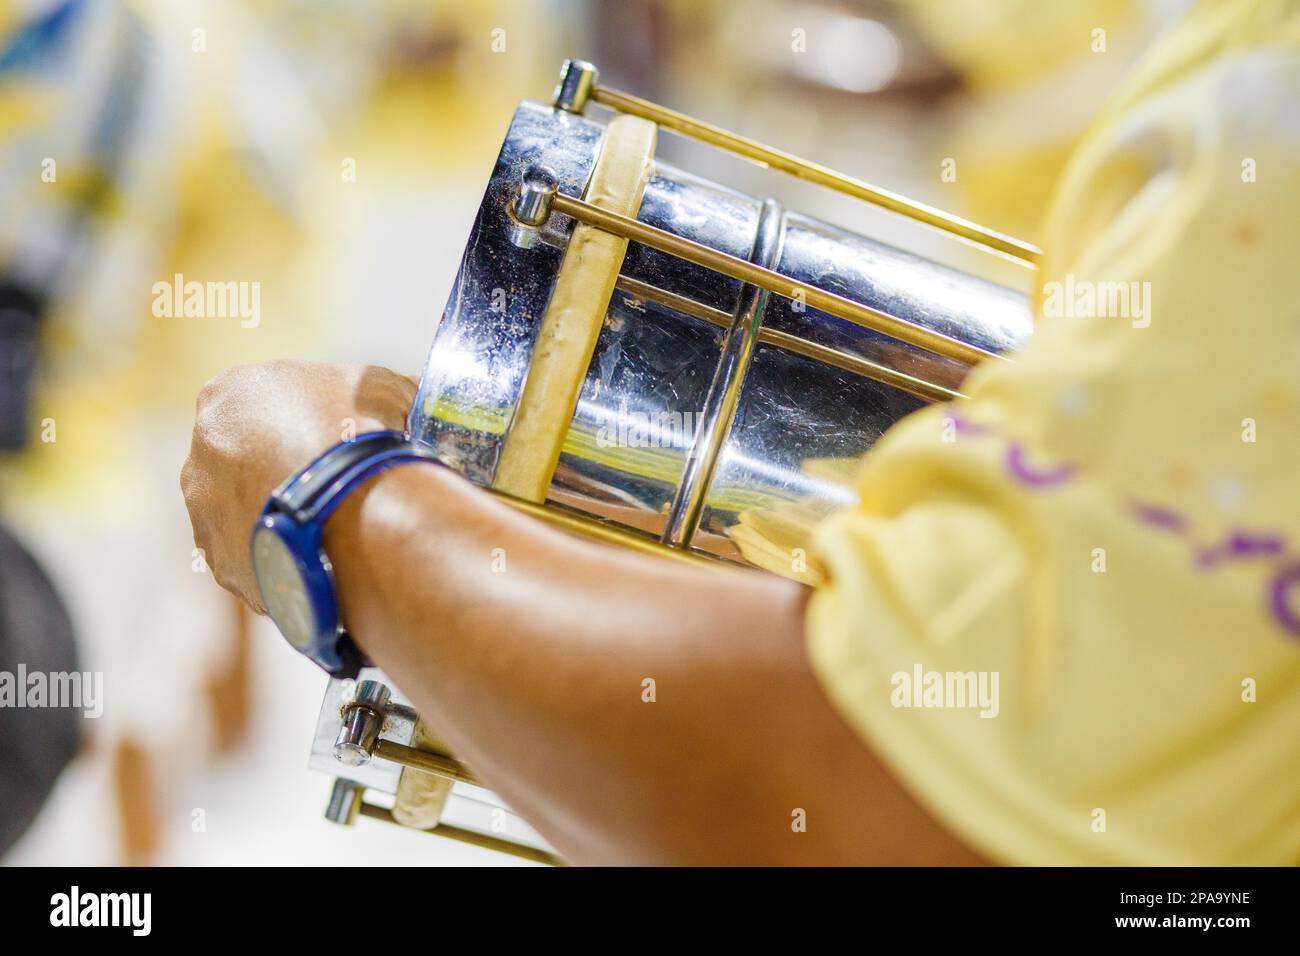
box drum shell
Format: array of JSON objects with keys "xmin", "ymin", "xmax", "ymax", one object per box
[{"xmin": 409, "ymin": 99, "xmax": 1031, "ymax": 571}]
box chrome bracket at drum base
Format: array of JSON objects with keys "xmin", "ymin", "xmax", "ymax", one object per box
[{"xmin": 310, "ymin": 668, "xmax": 560, "ymax": 865}]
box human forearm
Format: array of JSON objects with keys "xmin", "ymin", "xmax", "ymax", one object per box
[
  {"xmin": 323, "ymin": 463, "xmax": 983, "ymax": 865},
  {"xmin": 323, "ymin": 463, "xmax": 811, "ymax": 861}
]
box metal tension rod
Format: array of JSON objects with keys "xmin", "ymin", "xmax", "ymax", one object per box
[
  {"xmin": 356, "ymin": 803, "xmax": 564, "ymax": 866},
  {"xmin": 373, "ymin": 739, "xmax": 481, "ymax": 787},
  {"xmin": 547, "ymin": 191, "xmax": 1007, "ymax": 368},
  {"xmin": 553, "ymin": 60, "xmax": 1041, "ymax": 267},
  {"xmin": 613, "ymin": 275, "xmax": 965, "ymax": 404}
]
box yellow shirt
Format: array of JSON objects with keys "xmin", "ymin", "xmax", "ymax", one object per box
[{"xmin": 806, "ymin": 0, "xmax": 1300, "ymax": 866}]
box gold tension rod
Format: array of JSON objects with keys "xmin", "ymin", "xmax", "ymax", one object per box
[
  {"xmin": 553, "ymin": 59, "xmax": 1041, "ymax": 268},
  {"xmin": 514, "ymin": 168, "xmax": 1005, "ymax": 368},
  {"xmin": 550, "ymin": 191, "xmax": 1004, "ymax": 367}
]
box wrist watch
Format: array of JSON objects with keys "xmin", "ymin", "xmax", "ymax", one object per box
[{"xmin": 250, "ymin": 430, "xmax": 440, "ymax": 677}]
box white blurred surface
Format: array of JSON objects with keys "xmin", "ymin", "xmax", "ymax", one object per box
[{"xmin": 5, "ymin": 610, "xmax": 530, "ymax": 867}]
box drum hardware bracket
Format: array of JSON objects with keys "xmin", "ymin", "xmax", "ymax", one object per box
[
  {"xmin": 320, "ymin": 677, "xmax": 563, "ymax": 863},
  {"xmin": 332, "ymin": 679, "xmax": 479, "ymax": 784},
  {"xmin": 323, "ymin": 778, "xmax": 562, "ymax": 866}
]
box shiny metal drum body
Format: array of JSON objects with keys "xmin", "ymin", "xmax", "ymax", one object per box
[{"xmin": 409, "ymin": 98, "xmax": 1031, "ymax": 575}]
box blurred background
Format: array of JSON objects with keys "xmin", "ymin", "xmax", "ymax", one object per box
[{"xmin": 0, "ymin": 0, "xmax": 1190, "ymax": 865}]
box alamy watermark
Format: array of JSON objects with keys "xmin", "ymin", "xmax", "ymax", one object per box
[
  {"xmin": 891, "ymin": 663, "xmax": 999, "ymax": 718},
  {"xmin": 0, "ymin": 665, "xmax": 103, "ymax": 718},
  {"xmin": 50, "ymin": 886, "xmax": 150, "ymax": 936},
  {"xmin": 596, "ymin": 404, "xmax": 703, "ymax": 449},
  {"xmin": 152, "ymin": 273, "xmax": 261, "ymax": 328},
  {"xmin": 1042, "ymin": 272, "xmax": 1151, "ymax": 328}
]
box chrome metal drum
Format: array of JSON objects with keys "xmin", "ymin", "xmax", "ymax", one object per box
[
  {"xmin": 409, "ymin": 60, "xmax": 1032, "ymax": 579},
  {"xmin": 311, "ymin": 59, "xmax": 1037, "ymax": 863}
]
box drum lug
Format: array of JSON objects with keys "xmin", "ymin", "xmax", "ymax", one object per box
[
  {"xmin": 323, "ymin": 778, "xmax": 363, "ymax": 826},
  {"xmin": 332, "ymin": 679, "xmax": 391, "ymax": 766}
]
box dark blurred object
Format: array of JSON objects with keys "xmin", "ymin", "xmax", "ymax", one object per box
[
  {"xmin": 0, "ymin": 282, "xmax": 46, "ymax": 451},
  {"xmin": 0, "ymin": 522, "xmax": 81, "ymax": 855}
]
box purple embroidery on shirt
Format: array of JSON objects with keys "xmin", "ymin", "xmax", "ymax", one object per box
[
  {"xmin": 945, "ymin": 409, "xmax": 991, "ymax": 438},
  {"xmin": 1006, "ymin": 442, "xmax": 1077, "ymax": 487},
  {"xmin": 937, "ymin": 409, "xmax": 1299, "ymax": 642},
  {"xmin": 1226, "ymin": 532, "xmax": 1287, "ymax": 557},
  {"xmin": 1196, "ymin": 531, "xmax": 1287, "ymax": 569},
  {"xmin": 1268, "ymin": 562, "xmax": 1300, "ymax": 637},
  {"xmin": 1131, "ymin": 500, "xmax": 1188, "ymax": 535}
]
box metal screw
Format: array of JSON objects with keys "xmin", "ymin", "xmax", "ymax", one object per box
[
  {"xmin": 324, "ymin": 778, "xmax": 363, "ymax": 825},
  {"xmin": 333, "ymin": 680, "xmax": 390, "ymax": 766},
  {"xmin": 513, "ymin": 165, "xmax": 559, "ymax": 228},
  {"xmin": 553, "ymin": 59, "xmax": 598, "ymax": 114}
]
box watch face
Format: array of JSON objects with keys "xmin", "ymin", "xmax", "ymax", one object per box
[{"xmin": 252, "ymin": 525, "xmax": 318, "ymax": 651}]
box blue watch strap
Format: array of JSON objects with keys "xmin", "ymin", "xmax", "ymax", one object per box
[
  {"xmin": 313, "ymin": 444, "xmax": 442, "ymax": 524},
  {"xmin": 271, "ymin": 431, "xmax": 440, "ymax": 524},
  {"xmin": 255, "ymin": 431, "xmax": 443, "ymax": 676}
]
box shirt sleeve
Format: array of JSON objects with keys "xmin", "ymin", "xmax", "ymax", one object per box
[{"xmin": 805, "ymin": 1, "xmax": 1300, "ymax": 865}]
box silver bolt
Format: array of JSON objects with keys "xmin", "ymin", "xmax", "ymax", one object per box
[
  {"xmin": 324, "ymin": 778, "xmax": 363, "ymax": 825},
  {"xmin": 334, "ymin": 680, "xmax": 390, "ymax": 766},
  {"xmin": 553, "ymin": 59, "xmax": 598, "ymax": 114},
  {"xmin": 349, "ymin": 679, "xmax": 391, "ymax": 711},
  {"xmin": 513, "ymin": 166, "xmax": 559, "ymax": 227}
]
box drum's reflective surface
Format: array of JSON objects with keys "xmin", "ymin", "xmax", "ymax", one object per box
[{"xmin": 410, "ymin": 99, "xmax": 1032, "ymax": 578}]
